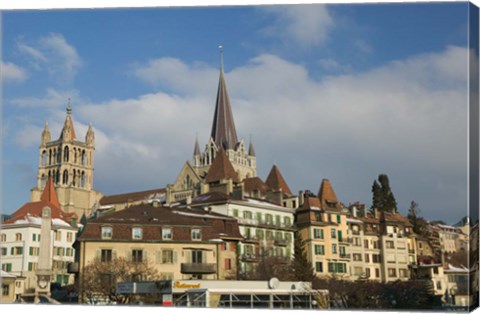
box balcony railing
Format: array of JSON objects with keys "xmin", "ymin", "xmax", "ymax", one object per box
[
  {"xmin": 274, "ymin": 239, "xmax": 289, "ymax": 247},
  {"xmin": 180, "ymin": 263, "xmax": 216, "ymax": 274},
  {"xmin": 243, "ymin": 236, "xmax": 260, "ymax": 243},
  {"xmin": 237, "ymin": 218, "xmax": 294, "ymax": 230},
  {"xmin": 339, "ymin": 253, "xmax": 351, "ymax": 259}
]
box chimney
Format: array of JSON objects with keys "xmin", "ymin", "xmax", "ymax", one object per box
[
  {"xmin": 186, "ymin": 195, "xmax": 192, "ymax": 205},
  {"xmin": 298, "ymin": 190, "xmax": 304, "ymax": 207},
  {"xmin": 152, "ymin": 200, "xmax": 159, "ymax": 208},
  {"xmin": 352, "ymin": 206, "xmax": 358, "ymax": 218}
]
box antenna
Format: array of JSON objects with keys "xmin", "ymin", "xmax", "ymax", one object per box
[{"xmin": 218, "ymin": 45, "xmax": 224, "ymax": 71}]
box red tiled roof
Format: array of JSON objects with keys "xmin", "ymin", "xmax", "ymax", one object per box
[
  {"xmin": 5, "ymin": 177, "xmax": 76, "ymax": 224},
  {"xmin": 317, "ymin": 179, "xmax": 342, "ymax": 211},
  {"xmin": 99, "ymin": 188, "xmax": 166, "ymax": 205},
  {"xmin": 301, "ymin": 197, "xmax": 321, "ymax": 209},
  {"xmin": 265, "ymin": 165, "xmax": 292, "ymax": 196},
  {"xmin": 243, "ymin": 177, "xmax": 269, "ymax": 195},
  {"xmin": 205, "ymin": 148, "xmax": 239, "ymax": 183},
  {"xmin": 60, "ymin": 113, "xmax": 76, "ymax": 140}
]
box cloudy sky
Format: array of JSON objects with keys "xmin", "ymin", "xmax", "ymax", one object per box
[{"xmin": 1, "ymin": 2, "xmax": 474, "ymax": 224}]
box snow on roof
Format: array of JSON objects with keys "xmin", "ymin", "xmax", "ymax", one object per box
[
  {"xmin": 445, "ymin": 263, "xmax": 469, "ymax": 272},
  {"xmin": 347, "ymin": 218, "xmax": 364, "ymax": 224},
  {"xmin": 1, "ymin": 270, "xmax": 16, "ymax": 278},
  {"xmin": 10, "ymin": 214, "xmax": 73, "ymax": 228}
]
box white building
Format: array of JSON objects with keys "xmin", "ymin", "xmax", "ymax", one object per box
[{"xmin": 1, "ymin": 177, "xmax": 79, "ymax": 291}]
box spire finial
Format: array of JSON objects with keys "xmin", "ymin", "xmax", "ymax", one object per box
[
  {"xmin": 66, "ymin": 98, "xmax": 72, "ymax": 114},
  {"xmin": 218, "ymin": 45, "xmax": 224, "ymax": 72}
]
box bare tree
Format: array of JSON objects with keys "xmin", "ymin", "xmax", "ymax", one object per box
[{"xmin": 81, "ymin": 257, "xmax": 159, "ymax": 304}]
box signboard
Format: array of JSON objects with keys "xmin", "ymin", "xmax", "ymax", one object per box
[
  {"xmin": 116, "ymin": 282, "xmax": 136, "ymax": 294},
  {"xmin": 162, "ymin": 294, "xmax": 173, "ymax": 306}
]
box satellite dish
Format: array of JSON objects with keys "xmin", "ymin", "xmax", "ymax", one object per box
[{"xmin": 268, "ymin": 277, "xmax": 280, "ymax": 289}]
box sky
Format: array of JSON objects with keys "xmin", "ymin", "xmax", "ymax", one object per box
[{"xmin": 1, "ymin": 2, "xmax": 476, "ymax": 224}]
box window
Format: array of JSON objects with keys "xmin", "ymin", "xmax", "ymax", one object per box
[
  {"xmin": 2, "ymin": 284, "xmax": 9, "ymax": 297},
  {"xmin": 101, "ymin": 249, "xmax": 112, "ymax": 262},
  {"xmin": 314, "ymin": 212, "xmax": 321, "ymax": 222},
  {"xmin": 265, "ymin": 214, "xmax": 273, "ymax": 224},
  {"xmin": 436, "ymin": 280, "xmax": 442, "ymax": 290},
  {"xmin": 365, "ymin": 253, "xmax": 370, "ymax": 263},
  {"xmin": 399, "ymin": 269, "xmax": 408, "ymax": 278},
  {"xmin": 314, "ymin": 245, "xmax": 325, "ymax": 255},
  {"xmin": 232, "ymin": 209, "xmax": 239, "ymax": 217},
  {"xmin": 266, "ymin": 230, "xmax": 273, "ymax": 240},
  {"xmin": 32, "ymin": 234, "xmax": 36, "ymax": 242},
  {"xmin": 314, "ymin": 229, "xmax": 324, "ymax": 239},
  {"xmin": 162, "ymin": 249, "xmax": 174, "ymax": 264},
  {"xmin": 1, "ymin": 248, "xmax": 6, "ymax": 256},
  {"xmin": 1, "ymin": 264, "xmax": 12, "ymax": 272},
  {"xmin": 388, "ymin": 268, "xmax": 397, "ymax": 277},
  {"xmin": 364, "ymin": 239, "xmax": 369, "ymax": 249},
  {"xmin": 101, "ymin": 227, "xmax": 112, "ymax": 239},
  {"xmin": 284, "ymin": 217, "xmax": 292, "ymax": 226},
  {"xmin": 337, "ymin": 231, "xmax": 343, "ymax": 242},
  {"xmin": 354, "ymin": 267, "xmax": 363, "ymax": 276},
  {"xmin": 67, "ymin": 232, "xmax": 73, "ymax": 242},
  {"xmin": 191, "ymin": 228, "xmax": 202, "ymax": 241},
  {"xmin": 365, "ymin": 268, "xmax": 371, "ymax": 278},
  {"xmin": 275, "ymin": 215, "xmax": 281, "ymax": 226},
  {"xmin": 55, "ymin": 231, "xmax": 62, "ymax": 241},
  {"xmin": 191, "ymin": 250, "xmax": 203, "ymax": 264},
  {"xmin": 353, "ymin": 253, "xmax": 362, "ymax": 261},
  {"xmin": 160, "ymin": 273, "xmax": 174, "ymax": 280},
  {"xmin": 132, "ymin": 250, "xmax": 143, "ymax": 263},
  {"xmin": 373, "ymin": 240, "xmax": 380, "ymax": 249},
  {"xmin": 336, "ymin": 215, "xmax": 341, "ymax": 223},
  {"xmin": 331, "ymin": 228, "xmax": 336, "ymax": 239},
  {"xmin": 332, "ymin": 244, "xmax": 337, "ymax": 254},
  {"xmin": 256, "ymin": 212, "xmax": 262, "ymax": 223},
  {"xmin": 386, "ymin": 241, "xmax": 395, "ymax": 249},
  {"xmin": 162, "ymin": 228, "xmax": 172, "ymax": 240},
  {"xmin": 15, "ymin": 233, "xmax": 22, "ymax": 241},
  {"xmin": 285, "ymin": 233, "xmax": 292, "ymax": 243},
  {"xmin": 433, "ymin": 267, "xmax": 439, "ymax": 274},
  {"xmin": 372, "ymin": 254, "xmax": 381, "ymax": 263},
  {"xmin": 256, "ymin": 229, "xmax": 264, "ymax": 240},
  {"xmin": 243, "ymin": 211, "xmax": 252, "ymax": 219},
  {"xmin": 328, "ymin": 262, "xmax": 347, "ymax": 273},
  {"xmin": 224, "ymin": 258, "xmax": 232, "ymax": 270},
  {"xmin": 375, "ymin": 268, "xmax": 380, "ymax": 278},
  {"xmin": 0, "ymin": 234, "xmax": 5, "ymax": 242},
  {"xmin": 315, "ymin": 262, "xmax": 323, "ymax": 272},
  {"xmin": 132, "ymin": 228, "xmax": 143, "ymax": 240}
]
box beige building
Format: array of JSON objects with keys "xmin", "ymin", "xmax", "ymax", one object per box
[
  {"xmin": 30, "ymin": 102, "xmax": 103, "ymax": 218},
  {"xmin": 74, "ymin": 202, "xmax": 242, "ymax": 301},
  {"xmin": 296, "ymin": 179, "xmax": 351, "ymax": 279}
]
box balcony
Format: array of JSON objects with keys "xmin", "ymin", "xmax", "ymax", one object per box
[
  {"xmin": 67, "ymin": 262, "xmax": 79, "ymax": 274},
  {"xmin": 241, "ymin": 254, "xmax": 260, "ymax": 263},
  {"xmin": 243, "ymin": 236, "xmax": 260, "ymax": 244},
  {"xmin": 180, "ymin": 263, "xmax": 216, "ymax": 274},
  {"xmin": 339, "ymin": 253, "xmax": 351, "ymax": 260},
  {"xmin": 274, "ymin": 239, "xmax": 289, "ymax": 247}
]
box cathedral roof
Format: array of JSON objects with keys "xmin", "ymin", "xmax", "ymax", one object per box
[
  {"xmin": 210, "ymin": 53, "xmax": 238, "ymax": 150},
  {"xmin": 205, "ymin": 148, "xmax": 240, "ymax": 183},
  {"xmin": 265, "ymin": 165, "xmax": 292, "ymax": 196},
  {"xmin": 4, "ymin": 176, "xmax": 76, "ymax": 225},
  {"xmin": 99, "ymin": 188, "xmax": 166, "ymax": 206},
  {"xmin": 317, "ymin": 179, "xmax": 342, "ymax": 212},
  {"xmin": 248, "ymin": 138, "xmax": 256, "ymax": 157}
]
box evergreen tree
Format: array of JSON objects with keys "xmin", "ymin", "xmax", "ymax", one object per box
[
  {"xmin": 291, "ymin": 232, "xmax": 316, "ymax": 281},
  {"xmin": 371, "ymin": 174, "xmax": 397, "ymax": 212}
]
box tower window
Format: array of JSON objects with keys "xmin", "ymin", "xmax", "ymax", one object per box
[
  {"xmin": 81, "ymin": 150, "xmax": 86, "ymax": 165},
  {"xmin": 64, "ymin": 146, "xmax": 69, "ymax": 162},
  {"xmin": 62, "ymin": 170, "xmax": 69, "ymax": 185},
  {"xmin": 41, "ymin": 150, "xmax": 47, "ymax": 166},
  {"xmin": 81, "ymin": 171, "xmax": 86, "ymax": 188}
]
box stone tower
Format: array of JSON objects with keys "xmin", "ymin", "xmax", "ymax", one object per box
[
  {"xmin": 30, "ymin": 100, "xmax": 102, "ymax": 217},
  {"xmin": 193, "ymin": 49, "xmax": 257, "ymax": 180}
]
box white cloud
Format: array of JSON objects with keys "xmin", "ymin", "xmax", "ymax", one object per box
[
  {"xmin": 17, "ymin": 33, "xmax": 82, "ymax": 82},
  {"xmin": 12, "ymin": 46, "xmax": 467, "ymax": 222},
  {"xmin": 1, "ymin": 61, "xmax": 28, "ymax": 82},
  {"xmin": 259, "ymin": 4, "xmax": 334, "ymax": 48}
]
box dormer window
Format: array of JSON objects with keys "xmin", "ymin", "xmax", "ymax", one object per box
[
  {"xmin": 101, "ymin": 227, "xmax": 113, "ymax": 239},
  {"xmin": 162, "ymin": 227, "xmax": 172, "ymax": 240},
  {"xmin": 191, "ymin": 228, "xmax": 202, "ymax": 241},
  {"xmin": 132, "ymin": 227, "xmax": 143, "ymax": 240}
]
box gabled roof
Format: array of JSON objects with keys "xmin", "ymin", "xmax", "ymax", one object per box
[
  {"xmin": 210, "ymin": 58, "xmax": 238, "ymax": 150},
  {"xmin": 381, "ymin": 211, "xmax": 413, "ymax": 227},
  {"xmin": 99, "ymin": 188, "xmax": 166, "ymax": 206},
  {"xmin": 317, "ymin": 179, "xmax": 342, "ymax": 211},
  {"xmin": 300, "ymin": 197, "xmax": 321, "ymax": 210},
  {"xmin": 265, "ymin": 165, "xmax": 292, "ymax": 196},
  {"xmin": 205, "ymin": 148, "xmax": 239, "ymax": 183},
  {"xmin": 243, "ymin": 177, "xmax": 269, "ymax": 195},
  {"xmin": 4, "ymin": 177, "xmax": 76, "ymax": 225}
]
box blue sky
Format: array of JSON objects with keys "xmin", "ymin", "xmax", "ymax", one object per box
[{"xmin": 1, "ymin": 3, "xmax": 474, "ymax": 224}]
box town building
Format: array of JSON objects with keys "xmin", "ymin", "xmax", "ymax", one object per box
[
  {"xmin": 73, "ymin": 202, "xmax": 243, "ymax": 301},
  {"xmin": 1, "ymin": 177, "xmax": 78, "ymax": 291},
  {"xmin": 187, "ymin": 191, "xmax": 295, "ymax": 276},
  {"xmin": 30, "ymin": 102, "xmax": 103, "ymax": 218},
  {"xmin": 296, "ymin": 179, "xmax": 351, "ymax": 279}
]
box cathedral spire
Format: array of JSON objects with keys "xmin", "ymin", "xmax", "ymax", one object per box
[
  {"xmin": 60, "ymin": 98, "xmax": 76, "ymax": 141},
  {"xmin": 210, "ymin": 46, "xmax": 239, "ymax": 150},
  {"xmin": 248, "ymin": 134, "xmax": 256, "ymax": 157},
  {"xmin": 193, "ymin": 132, "xmax": 201, "ymax": 156},
  {"xmin": 41, "ymin": 121, "xmax": 51, "ymax": 145}
]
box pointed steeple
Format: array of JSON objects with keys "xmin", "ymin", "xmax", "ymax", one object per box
[
  {"xmin": 210, "ymin": 46, "xmax": 239, "ymax": 150},
  {"xmin": 266, "ymin": 165, "xmax": 292, "ymax": 196},
  {"xmin": 60, "ymin": 98, "xmax": 76, "ymax": 141},
  {"xmin": 317, "ymin": 179, "xmax": 342, "ymax": 211},
  {"xmin": 86, "ymin": 122, "xmax": 95, "ymax": 147},
  {"xmin": 248, "ymin": 134, "xmax": 256, "ymax": 157},
  {"xmin": 40, "ymin": 175, "xmax": 61, "ymax": 209},
  {"xmin": 193, "ymin": 133, "xmax": 201, "ymax": 156},
  {"xmin": 41, "ymin": 121, "xmax": 51, "ymax": 145},
  {"xmin": 205, "ymin": 148, "xmax": 240, "ymax": 183}
]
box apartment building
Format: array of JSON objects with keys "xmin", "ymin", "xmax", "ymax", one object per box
[
  {"xmin": 296, "ymin": 180, "xmax": 350, "ymax": 279},
  {"xmin": 74, "ymin": 202, "xmax": 243, "ymax": 296},
  {"xmin": 189, "ymin": 191, "xmax": 295, "ymax": 275}
]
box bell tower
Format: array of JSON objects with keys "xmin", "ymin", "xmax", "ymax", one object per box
[{"xmin": 31, "ymin": 99, "xmax": 102, "ymax": 217}]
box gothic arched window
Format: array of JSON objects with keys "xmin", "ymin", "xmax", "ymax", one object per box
[
  {"xmin": 73, "ymin": 170, "xmax": 76, "ymax": 186},
  {"xmin": 81, "ymin": 150, "xmax": 86, "ymax": 166},
  {"xmin": 41, "ymin": 150, "xmax": 47, "ymax": 166},
  {"xmin": 81, "ymin": 171, "xmax": 86, "ymax": 188},
  {"xmin": 49, "ymin": 149, "xmax": 52, "ymax": 165},
  {"xmin": 63, "ymin": 170, "xmax": 69, "ymax": 185},
  {"xmin": 41, "ymin": 174, "xmax": 46, "ymax": 189},
  {"xmin": 64, "ymin": 146, "xmax": 69, "ymax": 162},
  {"xmin": 55, "ymin": 170, "xmax": 60, "ymax": 184}
]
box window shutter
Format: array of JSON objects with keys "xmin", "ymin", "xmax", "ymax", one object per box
[
  {"xmin": 29, "ymin": 247, "xmax": 33, "ymax": 256},
  {"xmin": 11, "ymin": 247, "xmax": 14, "ymax": 255},
  {"xmin": 156, "ymin": 251, "xmax": 162, "ymax": 264},
  {"xmin": 173, "ymin": 251, "xmax": 177, "ymax": 264},
  {"xmin": 202, "ymin": 251, "xmax": 207, "ymax": 263}
]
